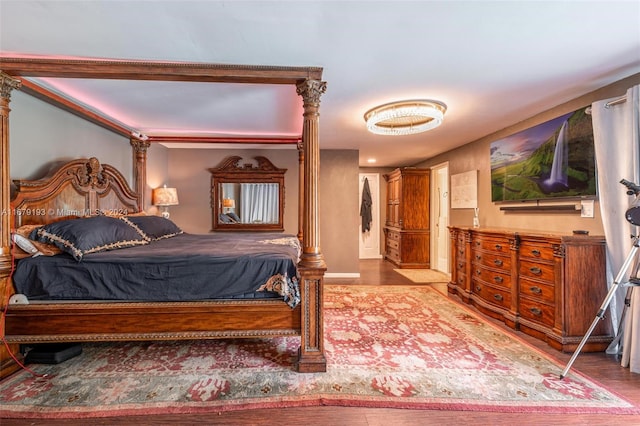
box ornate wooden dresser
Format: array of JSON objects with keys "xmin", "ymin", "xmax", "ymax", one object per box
[{"xmin": 448, "ymin": 226, "xmax": 613, "ymax": 352}]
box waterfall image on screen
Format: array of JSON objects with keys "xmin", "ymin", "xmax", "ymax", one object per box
[
  {"xmin": 490, "ymin": 107, "xmax": 596, "ymax": 202},
  {"xmin": 544, "ymin": 119, "xmax": 569, "ymax": 190}
]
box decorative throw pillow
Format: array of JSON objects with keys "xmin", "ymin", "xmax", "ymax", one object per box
[
  {"xmin": 30, "ymin": 216, "xmax": 148, "ymax": 261},
  {"xmin": 227, "ymin": 212, "xmax": 241, "ymax": 222},
  {"xmin": 120, "ymin": 215, "xmax": 183, "ymax": 241}
]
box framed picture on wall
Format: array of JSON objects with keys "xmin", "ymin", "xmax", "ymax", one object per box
[{"xmin": 451, "ymin": 170, "xmax": 478, "ymax": 209}]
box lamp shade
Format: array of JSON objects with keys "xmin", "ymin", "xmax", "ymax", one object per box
[
  {"xmin": 152, "ymin": 187, "xmax": 179, "ymax": 206},
  {"xmin": 222, "ymin": 198, "xmax": 236, "ymax": 209}
]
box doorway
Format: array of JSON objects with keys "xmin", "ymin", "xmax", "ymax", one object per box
[
  {"xmin": 430, "ymin": 162, "xmax": 450, "ymax": 273},
  {"xmin": 358, "ymin": 173, "xmax": 381, "ymax": 259}
]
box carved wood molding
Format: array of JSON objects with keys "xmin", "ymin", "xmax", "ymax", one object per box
[
  {"xmin": 4, "ymin": 329, "xmax": 300, "ymax": 344},
  {"xmin": 210, "ymin": 155, "xmax": 286, "ymax": 174},
  {"xmin": 70, "ymin": 157, "xmax": 109, "ymax": 190},
  {"xmin": 0, "ymin": 56, "xmax": 323, "ymax": 83},
  {"xmin": 0, "ymin": 72, "xmax": 22, "ymax": 100},
  {"xmin": 11, "ymin": 157, "xmax": 140, "ymax": 226}
]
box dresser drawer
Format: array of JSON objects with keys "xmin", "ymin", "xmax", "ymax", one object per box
[
  {"xmin": 386, "ymin": 247, "xmax": 400, "ymax": 263},
  {"xmin": 455, "ymin": 258, "xmax": 466, "ymax": 273},
  {"xmin": 473, "ymin": 237, "xmax": 509, "ymax": 254},
  {"xmin": 472, "ymin": 251, "xmax": 511, "ymax": 271},
  {"xmin": 519, "ymin": 260, "xmax": 555, "ymax": 283},
  {"xmin": 520, "ymin": 278, "xmax": 555, "ymax": 304},
  {"xmin": 387, "ymin": 238, "xmax": 400, "ymax": 250},
  {"xmin": 519, "ymin": 297, "xmax": 554, "ymax": 328},
  {"xmin": 387, "ymin": 229, "xmax": 401, "ymax": 241},
  {"xmin": 473, "ymin": 266, "xmax": 511, "ymax": 289},
  {"xmin": 519, "ymin": 242, "xmax": 555, "ymax": 261},
  {"xmin": 472, "ymin": 280, "xmax": 511, "ymax": 310}
]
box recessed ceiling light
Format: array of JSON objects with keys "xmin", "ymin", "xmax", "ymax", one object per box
[{"xmin": 367, "ymin": 158, "xmax": 377, "ymax": 163}]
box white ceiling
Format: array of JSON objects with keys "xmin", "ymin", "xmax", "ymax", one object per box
[{"xmin": 1, "ymin": 1, "xmax": 639, "ymax": 167}]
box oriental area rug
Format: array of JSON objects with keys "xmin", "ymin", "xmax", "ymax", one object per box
[
  {"xmin": 1, "ymin": 285, "xmax": 637, "ymax": 419},
  {"xmin": 393, "ymin": 268, "xmax": 450, "ymax": 283}
]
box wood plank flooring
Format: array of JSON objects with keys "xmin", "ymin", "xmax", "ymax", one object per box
[{"xmin": 3, "ymin": 259, "xmax": 639, "ymax": 425}]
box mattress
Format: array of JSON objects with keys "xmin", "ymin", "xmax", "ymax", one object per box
[{"xmin": 12, "ymin": 232, "xmax": 301, "ymax": 307}]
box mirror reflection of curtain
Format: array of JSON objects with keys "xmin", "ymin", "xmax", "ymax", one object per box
[
  {"xmin": 592, "ymin": 84, "xmax": 640, "ymax": 373},
  {"xmin": 240, "ymin": 183, "xmax": 279, "ymax": 223}
]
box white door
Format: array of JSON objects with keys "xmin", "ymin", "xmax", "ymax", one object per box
[
  {"xmin": 359, "ymin": 173, "xmax": 381, "ymax": 259},
  {"xmin": 431, "ymin": 163, "xmax": 450, "ymax": 272}
]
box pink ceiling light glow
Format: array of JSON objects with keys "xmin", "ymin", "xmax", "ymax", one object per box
[
  {"xmin": 36, "ymin": 77, "xmax": 135, "ymax": 128},
  {"xmin": 32, "ymin": 77, "xmax": 305, "ymax": 139}
]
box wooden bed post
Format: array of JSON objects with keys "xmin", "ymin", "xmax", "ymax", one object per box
[
  {"xmin": 0, "ymin": 72, "xmax": 22, "ymax": 378},
  {"xmin": 295, "ymin": 79, "xmax": 327, "ymax": 373},
  {"xmin": 297, "ymin": 141, "xmax": 304, "ymax": 243},
  {"xmin": 130, "ymin": 138, "xmax": 150, "ymax": 211}
]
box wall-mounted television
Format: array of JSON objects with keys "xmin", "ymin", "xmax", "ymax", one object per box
[{"xmin": 490, "ymin": 106, "xmax": 597, "ymax": 202}]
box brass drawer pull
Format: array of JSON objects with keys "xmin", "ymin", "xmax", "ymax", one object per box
[
  {"xmin": 493, "ymin": 294, "xmax": 503, "ymax": 302},
  {"xmin": 531, "ymin": 249, "xmax": 541, "ymax": 256},
  {"xmin": 476, "ymin": 269, "xmax": 482, "ymax": 275},
  {"xmin": 530, "ymin": 267, "xmax": 542, "ymax": 275},
  {"xmin": 495, "ymin": 244, "xmax": 502, "ymax": 250},
  {"xmin": 459, "ymin": 249, "xmax": 464, "ymax": 255},
  {"xmin": 475, "ymin": 286, "xmax": 482, "ymax": 292},
  {"xmin": 494, "ymin": 276, "xmax": 504, "ymax": 284},
  {"xmin": 530, "ymin": 307, "xmax": 542, "ymax": 316},
  {"xmin": 530, "ymin": 286, "xmax": 542, "ymax": 294},
  {"xmin": 494, "ymin": 259, "xmax": 503, "ymax": 266},
  {"xmin": 475, "ymin": 255, "xmax": 481, "ymax": 261}
]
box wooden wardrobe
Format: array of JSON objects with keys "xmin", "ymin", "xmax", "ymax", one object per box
[{"xmin": 383, "ymin": 167, "xmax": 430, "ymax": 268}]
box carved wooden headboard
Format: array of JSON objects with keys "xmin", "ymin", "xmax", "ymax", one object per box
[{"xmin": 10, "ymin": 157, "xmax": 141, "ymax": 227}]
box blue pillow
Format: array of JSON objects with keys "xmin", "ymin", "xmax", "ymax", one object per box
[
  {"xmin": 227, "ymin": 212, "xmax": 241, "ymax": 222},
  {"xmin": 120, "ymin": 215, "xmax": 183, "ymax": 241},
  {"xmin": 30, "ymin": 216, "xmax": 148, "ymax": 261}
]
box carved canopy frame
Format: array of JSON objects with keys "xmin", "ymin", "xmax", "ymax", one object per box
[{"xmin": 0, "ymin": 57, "xmax": 328, "ymax": 375}]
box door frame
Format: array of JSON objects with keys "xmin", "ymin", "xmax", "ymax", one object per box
[
  {"xmin": 358, "ymin": 172, "xmax": 382, "ymax": 259},
  {"xmin": 430, "ymin": 162, "xmax": 450, "ymax": 273}
]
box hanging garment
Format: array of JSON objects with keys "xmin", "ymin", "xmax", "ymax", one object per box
[{"xmin": 360, "ymin": 177, "xmax": 372, "ymax": 232}]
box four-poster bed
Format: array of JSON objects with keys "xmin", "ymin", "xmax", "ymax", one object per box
[{"xmin": 0, "ymin": 57, "xmax": 327, "ymax": 378}]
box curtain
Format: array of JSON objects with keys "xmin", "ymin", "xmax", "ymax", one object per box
[
  {"xmin": 592, "ymin": 84, "xmax": 640, "ymax": 373},
  {"xmin": 240, "ymin": 183, "xmax": 279, "ymax": 224}
]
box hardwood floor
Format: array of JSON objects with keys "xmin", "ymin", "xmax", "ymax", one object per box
[{"xmin": 3, "ymin": 259, "xmax": 639, "ymax": 426}]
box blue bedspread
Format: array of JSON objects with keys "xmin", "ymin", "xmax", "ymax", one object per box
[{"xmin": 12, "ymin": 233, "xmax": 301, "ymax": 307}]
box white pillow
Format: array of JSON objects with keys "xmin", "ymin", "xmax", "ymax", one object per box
[{"xmin": 12, "ymin": 233, "xmax": 42, "ymax": 257}]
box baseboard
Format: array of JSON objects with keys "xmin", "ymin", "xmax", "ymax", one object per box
[{"xmin": 324, "ymin": 272, "xmax": 361, "ymax": 278}]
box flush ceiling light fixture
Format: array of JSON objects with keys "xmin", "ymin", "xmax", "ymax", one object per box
[{"xmin": 364, "ymin": 99, "xmax": 447, "ymax": 136}]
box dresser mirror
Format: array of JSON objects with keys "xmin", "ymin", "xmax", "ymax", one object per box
[{"xmin": 208, "ymin": 156, "xmax": 286, "ymax": 231}]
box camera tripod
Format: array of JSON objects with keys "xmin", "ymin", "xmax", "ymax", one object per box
[{"xmin": 560, "ymin": 179, "xmax": 640, "ymax": 379}]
